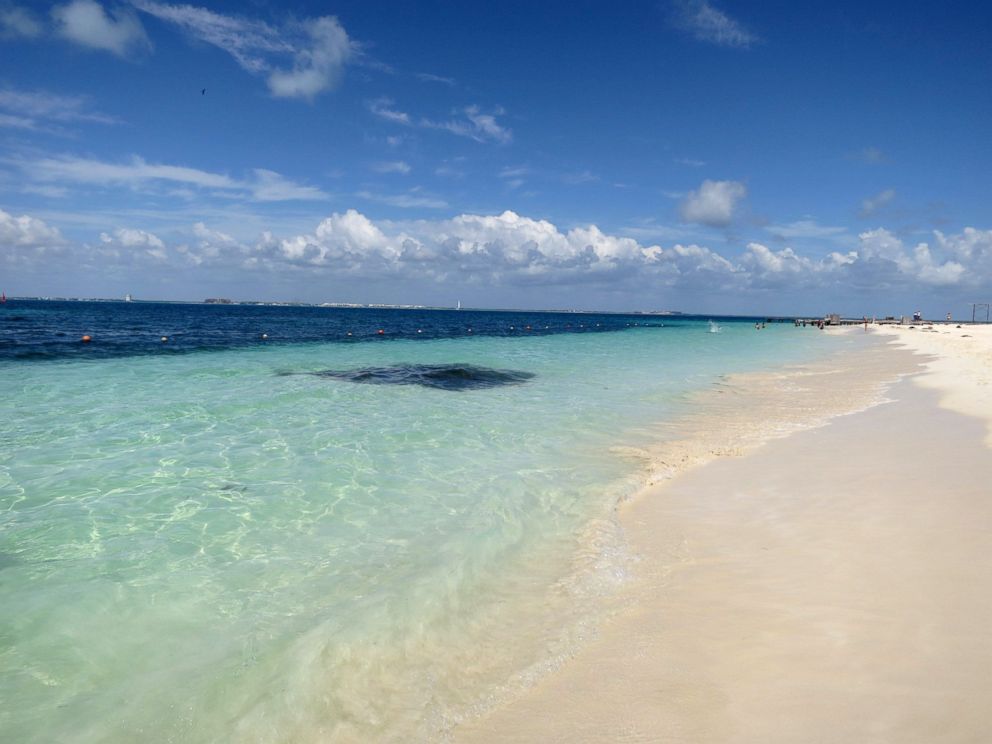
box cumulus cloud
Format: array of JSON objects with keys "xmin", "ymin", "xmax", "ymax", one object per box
[
  {"xmin": 672, "ymin": 0, "xmax": 759, "ymax": 49},
  {"xmin": 1, "ymin": 4, "xmax": 42, "ymax": 38},
  {"xmin": 7, "ymin": 207, "xmax": 992, "ymax": 300},
  {"xmin": 0, "ymin": 208, "xmax": 66, "ymax": 248},
  {"xmin": 219, "ymin": 209, "xmax": 743, "ymax": 288},
  {"xmin": 859, "ymin": 188, "xmax": 896, "ymax": 217},
  {"xmin": 679, "ymin": 179, "xmax": 747, "ymax": 226},
  {"xmin": 99, "ymin": 227, "xmax": 167, "ymax": 259},
  {"xmin": 52, "ymin": 0, "xmax": 150, "ymax": 57},
  {"xmin": 934, "ymin": 227, "xmax": 992, "ymax": 264},
  {"xmin": 174, "ymin": 214, "xmax": 992, "ymax": 293},
  {"xmin": 858, "ymin": 228, "xmax": 965, "ymax": 286},
  {"xmin": 133, "ymin": 2, "xmax": 352, "ymax": 99}
]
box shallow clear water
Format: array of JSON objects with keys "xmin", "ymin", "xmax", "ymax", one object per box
[{"xmin": 0, "ymin": 303, "xmax": 835, "ymax": 742}]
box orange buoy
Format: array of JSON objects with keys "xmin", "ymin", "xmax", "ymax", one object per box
[
  {"xmin": 377, "ymin": 329, "xmax": 385, "ymax": 335},
  {"xmin": 81, "ymin": 335, "xmax": 92, "ymax": 343}
]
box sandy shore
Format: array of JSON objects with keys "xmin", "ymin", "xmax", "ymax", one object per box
[
  {"xmin": 454, "ymin": 327, "xmax": 992, "ymax": 742},
  {"xmin": 872, "ymin": 323, "xmax": 992, "ymax": 445}
]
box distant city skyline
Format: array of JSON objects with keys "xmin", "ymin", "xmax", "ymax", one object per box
[{"xmin": 1, "ymin": 0, "xmax": 990, "ymax": 317}]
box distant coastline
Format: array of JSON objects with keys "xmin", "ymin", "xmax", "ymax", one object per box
[{"xmin": 5, "ymin": 295, "xmax": 687, "ymax": 316}]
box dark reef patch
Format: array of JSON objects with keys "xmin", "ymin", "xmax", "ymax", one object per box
[{"xmin": 282, "ymin": 363, "xmax": 535, "ymax": 391}]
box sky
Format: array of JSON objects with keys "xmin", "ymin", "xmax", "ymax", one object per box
[{"xmin": 1, "ymin": 0, "xmax": 990, "ymax": 316}]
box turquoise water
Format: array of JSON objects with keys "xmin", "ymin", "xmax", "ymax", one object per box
[{"xmin": 1, "ymin": 317, "xmax": 835, "ymax": 741}]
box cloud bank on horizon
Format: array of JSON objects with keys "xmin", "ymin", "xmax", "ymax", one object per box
[
  {"xmin": 4, "ymin": 205, "xmax": 988, "ymax": 312},
  {"xmin": 0, "ymin": 0, "xmax": 989, "ymax": 315}
]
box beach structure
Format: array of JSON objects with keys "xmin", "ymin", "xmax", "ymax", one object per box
[{"xmin": 969, "ymin": 302, "xmax": 990, "ymax": 323}]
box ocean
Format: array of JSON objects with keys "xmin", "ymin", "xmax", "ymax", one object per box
[{"xmin": 1, "ymin": 301, "xmax": 842, "ymax": 742}]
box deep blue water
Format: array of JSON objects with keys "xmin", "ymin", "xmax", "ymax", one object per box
[{"xmin": 0, "ymin": 300, "xmax": 774, "ymax": 361}]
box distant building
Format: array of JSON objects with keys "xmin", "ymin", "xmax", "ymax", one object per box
[{"xmin": 124, "ymin": 293, "xmax": 133, "ymax": 302}]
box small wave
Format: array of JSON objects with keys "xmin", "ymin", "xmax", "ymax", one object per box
[{"xmin": 285, "ymin": 364, "xmax": 536, "ymax": 391}]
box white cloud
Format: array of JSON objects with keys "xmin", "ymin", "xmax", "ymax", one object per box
[
  {"xmin": 679, "ymin": 179, "xmax": 746, "ymax": 226},
  {"xmin": 249, "ymin": 169, "xmax": 328, "ymax": 201},
  {"xmin": 266, "ymin": 17, "xmax": 351, "ymax": 99},
  {"xmin": 13, "ymin": 154, "xmax": 328, "ymax": 202},
  {"xmin": 368, "ymin": 97, "xmax": 412, "ymax": 125},
  {"xmin": 498, "ymin": 166, "xmax": 529, "ymax": 179},
  {"xmin": 1, "ymin": 5, "xmax": 42, "ymax": 38},
  {"xmin": 133, "ymin": 1, "xmax": 288, "ymax": 71},
  {"xmin": 426, "ymin": 105, "xmax": 512, "ymax": 144},
  {"xmin": 369, "ymin": 99, "xmax": 512, "ymax": 144},
  {"xmin": 99, "ymin": 227, "xmax": 167, "ymax": 258},
  {"xmin": 562, "ymin": 170, "xmax": 598, "ymax": 185},
  {"xmin": 0, "ymin": 87, "xmax": 119, "ymax": 132},
  {"xmin": 858, "ymin": 228, "xmax": 966, "ymax": 286},
  {"xmin": 859, "ymin": 188, "xmax": 895, "ymax": 217},
  {"xmin": 675, "ymin": 157, "xmax": 706, "ymax": 167},
  {"xmin": 743, "ymin": 242, "xmax": 815, "ymax": 276},
  {"xmin": 52, "ymin": 0, "xmax": 150, "ymax": 57},
  {"xmin": 356, "ymin": 190, "xmax": 447, "ymax": 209},
  {"xmin": 672, "ymin": 0, "xmax": 759, "ymax": 49},
  {"xmin": 933, "ymin": 227, "xmax": 992, "ymax": 263},
  {"xmin": 765, "ymin": 220, "xmax": 848, "ymax": 240},
  {"xmin": 0, "ymin": 112, "xmax": 35, "ymax": 130},
  {"xmin": 0, "ymin": 208, "xmax": 66, "ymax": 248},
  {"xmin": 22, "ymin": 184, "xmax": 70, "ymax": 198},
  {"xmin": 133, "ymin": 2, "xmax": 352, "ymax": 99},
  {"xmin": 371, "ymin": 161, "xmax": 411, "ymax": 175},
  {"xmin": 415, "ymin": 73, "xmax": 455, "ymax": 86},
  {"xmin": 9, "ymin": 206, "xmax": 992, "ymax": 299}
]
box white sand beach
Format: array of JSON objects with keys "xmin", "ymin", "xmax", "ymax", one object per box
[{"xmin": 455, "ymin": 326, "xmax": 992, "ymax": 743}]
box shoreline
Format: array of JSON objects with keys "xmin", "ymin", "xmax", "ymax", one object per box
[{"xmin": 453, "ymin": 327, "xmax": 992, "ymax": 741}]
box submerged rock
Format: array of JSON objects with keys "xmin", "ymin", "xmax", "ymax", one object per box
[{"xmin": 286, "ymin": 363, "xmax": 535, "ymax": 391}]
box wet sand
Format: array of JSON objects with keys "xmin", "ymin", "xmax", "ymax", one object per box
[{"xmin": 454, "ymin": 332, "xmax": 992, "ymax": 742}]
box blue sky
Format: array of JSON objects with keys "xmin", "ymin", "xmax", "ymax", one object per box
[{"xmin": 1, "ymin": 0, "xmax": 990, "ymax": 315}]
